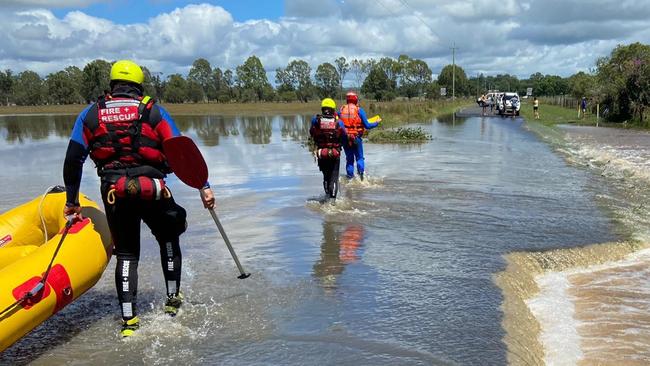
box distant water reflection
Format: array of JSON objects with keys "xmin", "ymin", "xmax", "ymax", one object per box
[{"xmin": 0, "ymin": 113, "xmax": 312, "ymax": 147}]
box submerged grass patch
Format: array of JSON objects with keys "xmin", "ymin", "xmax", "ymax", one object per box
[{"xmin": 367, "ymin": 127, "xmax": 432, "ymax": 143}]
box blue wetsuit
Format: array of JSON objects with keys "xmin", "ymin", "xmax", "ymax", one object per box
[{"xmin": 338, "ymin": 106, "xmax": 379, "ymax": 178}]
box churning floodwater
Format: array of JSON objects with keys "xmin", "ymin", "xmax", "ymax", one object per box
[
  {"xmin": 517, "ymin": 124, "xmax": 650, "ymax": 366},
  {"xmin": 0, "ymin": 112, "xmax": 627, "ymax": 365}
]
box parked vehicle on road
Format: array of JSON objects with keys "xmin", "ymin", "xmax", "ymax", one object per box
[{"xmin": 497, "ymin": 92, "xmax": 520, "ymax": 116}]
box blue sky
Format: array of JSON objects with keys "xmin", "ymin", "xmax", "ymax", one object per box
[
  {"xmin": 51, "ymin": 0, "xmax": 284, "ymax": 23},
  {"xmin": 0, "ymin": 0, "xmax": 649, "ymax": 79}
]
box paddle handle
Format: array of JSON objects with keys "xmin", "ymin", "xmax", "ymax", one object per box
[{"xmin": 201, "ymin": 191, "xmax": 250, "ymax": 279}]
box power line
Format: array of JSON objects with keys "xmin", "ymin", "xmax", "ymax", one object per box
[
  {"xmin": 396, "ymin": 0, "xmax": 440, "ymax": 41},
  {"xmin": 374, "ymin": 0, "xmax": 439, "ymax": 42}
]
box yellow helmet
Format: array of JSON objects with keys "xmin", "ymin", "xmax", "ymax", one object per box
[
  {"xmin": 321, "ymin": 98, "xmax": 336, "ymax": 110},
  {"xmin": 110, "ymin": 60, "xmax": 144, "ymax": 85}
]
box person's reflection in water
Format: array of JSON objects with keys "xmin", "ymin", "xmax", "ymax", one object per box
[{"xmin": 313, "ymin": 222, "xmax": 364, "ymax": 293}]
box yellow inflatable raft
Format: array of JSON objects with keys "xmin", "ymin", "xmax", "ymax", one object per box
[{"xmin": 0, "ymin": 187, "xmax": 111, "ymax": 352}]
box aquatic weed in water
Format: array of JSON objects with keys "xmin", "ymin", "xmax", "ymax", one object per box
[{"xmin": 368, "ymin": 127, "xmax": 432, "ymax": 143}]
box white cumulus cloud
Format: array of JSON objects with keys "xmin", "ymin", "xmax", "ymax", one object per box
[{"xmin": 0, "ymin": 1, "xmax": 648, "ymax": 80}]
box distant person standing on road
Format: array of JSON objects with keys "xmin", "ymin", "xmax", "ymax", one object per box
[
  {"xmin": 581, "ymin": 97, "xmax": 587, "ymax": 119},
  {"xmin": 533, "ymin": 97, "xmax": 540, "ymax": 119}
]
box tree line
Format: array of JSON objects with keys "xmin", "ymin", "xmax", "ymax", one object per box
[
  {"xmin": 0, "ymin": 42, "xmax": 647, "ymax": 122},
  {"xmin": 0, "ymin": 55, "xmax": 435, "ymax": 106}
]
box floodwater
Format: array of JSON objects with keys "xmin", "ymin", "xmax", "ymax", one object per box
[
  {"xmin": 0, "ymin": 112, "xmax": 627, "ymax": 365},
  {"xmin": 522, "ymin": 125, "xmax": 650, "ymax": 365}
]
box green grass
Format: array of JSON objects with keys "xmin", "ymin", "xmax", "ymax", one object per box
[{"xmin": 519, "ymin": 100, "xmax": 601, "ymax": 126}]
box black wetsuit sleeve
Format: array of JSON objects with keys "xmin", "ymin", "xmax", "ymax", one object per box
[
  {"xmin": 63, "ymin": 140, "xmax": 87, "ymax": 206},
  {"xmin": 63, "ymin": 105, "xmax": 92, "ymax": 206}
]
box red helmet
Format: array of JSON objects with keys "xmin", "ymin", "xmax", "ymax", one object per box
[{"xmin": 346, "ymin": 91, "xmax": 358, "ymax": 105}]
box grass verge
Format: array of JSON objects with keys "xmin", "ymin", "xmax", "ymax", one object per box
[{"xmin": 520, "ymin": 100, "xmax": 601, "ymax": 126}]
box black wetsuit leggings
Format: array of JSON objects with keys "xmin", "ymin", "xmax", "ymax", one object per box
[
  {"xmin": 318, "ymin": 157, "xmax": 340, "ymax": 198},
  {"xmin": 101, "ymin": 180, "xmax": 187, "ymax": 320}
]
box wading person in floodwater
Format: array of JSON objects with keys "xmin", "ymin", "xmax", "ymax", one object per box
[
  {"xmin": 339, "ymin": 91, "xmax": 379, "ymax": 180},
  {"xmin": 310, "ymin": 98, "xmax": 346, "ymax": 200},
  {"xmin": 62, "ymin": 60, "xmax": 215, "ymax": 337}
]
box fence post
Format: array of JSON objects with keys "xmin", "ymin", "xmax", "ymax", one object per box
[{"xmin": 596, "ymin": 104, "xmax": 599, "ymax": 127}]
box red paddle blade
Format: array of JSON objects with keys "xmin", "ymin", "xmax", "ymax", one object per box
[{"xmin": 163, "ymin": 136, "xmax": 209, "ymax": 190}]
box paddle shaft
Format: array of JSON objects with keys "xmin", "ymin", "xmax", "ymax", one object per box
[
  {"xmin": 163, "ymin": 136, "xmax": 250, "ymax": 279},
  {"xmin": 200, "ymin": 190, "xmax": 250, "ymax": 279}
]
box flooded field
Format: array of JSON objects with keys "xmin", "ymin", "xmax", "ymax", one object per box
[{"xmin": 0, "ymin": 113, "xmax": 625, "ymax": 365}]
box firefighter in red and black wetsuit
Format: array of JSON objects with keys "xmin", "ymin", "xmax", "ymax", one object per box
[
  {"xmin": 310, "ymin": 98, "xmax": 346, "ymax": 200},
  {"xmin": 62, "ymin": 60, "xmax": 215, "ymax": 337}
]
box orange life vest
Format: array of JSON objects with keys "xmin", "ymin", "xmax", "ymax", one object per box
[{"xmin": 339, "ymin": 103, "xmax": 364, "ymax": 138}]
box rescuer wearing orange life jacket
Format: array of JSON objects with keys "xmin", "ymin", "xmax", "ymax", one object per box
[
  {"xmin": 338, "ymin": 91, "xmax": 379, "ymax": 180},
  {"xmin": 62, "ymin": 60, "xmax": 215, "ymax": 337},
  {"xmin": 310, "ymin": 98, "xmax": 347, "ymax": 199}
]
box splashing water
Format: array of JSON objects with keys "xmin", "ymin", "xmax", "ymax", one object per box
[{"xmin": 499, "ymin": 124, "xmax": 650, "ymax": 365}]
